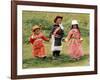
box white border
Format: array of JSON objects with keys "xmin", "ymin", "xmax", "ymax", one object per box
[{"xmin": 17, "ymin": 5, "xmax": 94, "ymax": 75}]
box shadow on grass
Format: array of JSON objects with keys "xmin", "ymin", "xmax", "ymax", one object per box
[{"xmin": 23, "ymin": 55, "xmax": 89, "ymax": 69}]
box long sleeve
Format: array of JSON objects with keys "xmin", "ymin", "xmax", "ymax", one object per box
[
  {"xmin": 59, "ymin": 24, "xmax": 64, "ymax": 38},
  {"xmin": 41, "ymin": 33, "xmax": 49, "ymax": 41},
  {"xmin": 41, "ymin": 35, "xmax": 49, "ymax": 41},
  {"xmin": 49, "ymin": 26, "xmax": 55, "ymax": 38},
  {"xmin": 61, "ymin": 29, "xmax": 64, "ymax": 38},
  {"xmin": 65, "ymin": 30, "xmax": 72, "ymax": 42},
  {"xmin": 29, "ymin": 35, "xmax": 36, "ymax": 44}
]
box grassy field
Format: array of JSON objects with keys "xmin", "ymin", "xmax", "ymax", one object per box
[
  {"xmin": 22, "ymin": 41, "xmax": 89, "ymax": 68},
  {"xmin": 22, "ymin": 11, "xmax": 90, "ymax": 69}
]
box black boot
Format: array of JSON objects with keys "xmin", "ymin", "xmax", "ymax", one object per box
[
  {"xmin": 56, "ymin": 51, "xmax": 60, "ymax": 57},
  {"xmin": 52, "ymin": 51, "xmax": 57, "ymax": 60}
]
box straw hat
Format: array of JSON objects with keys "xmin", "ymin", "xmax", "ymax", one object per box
[
  {"xmin": 32, "ymin": 25, "xmax": 40, "ymax": 31},
  {"xmin": 72, "ymin": 20, "xmax": 78, "ymax": 25}
]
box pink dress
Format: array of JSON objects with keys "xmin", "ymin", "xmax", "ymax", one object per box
[{"xmin": 66, "ymin": 29, "xmax": 83, "ymax": 59}]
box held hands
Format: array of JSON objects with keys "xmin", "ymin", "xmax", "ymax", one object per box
[
  {"xmin": 47, "ymin": 38, "xmax": 50, "ymax": 42},
  {"xmin": 79, "ymin": 38, "xmax": 83, "ymax": 43},
  {"xmin": 80, "ymin": 38, "xmax": 83, "ymax": 43},
  {"xmin": 65, "ymin": 38, "xmax": 68, "ymax": 42},
  {"xmin": 62, "ymin": 38, "xmax": 65, "ymax": 42},
  {"xmin": 31, "ymin": 35, "xmax": 34, "ymax": 39},
  {"xmin": 80, "ymin": 38, "xmax": 83, "ymax": 41}
]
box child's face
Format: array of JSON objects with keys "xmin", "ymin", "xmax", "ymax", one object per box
[
  {"xmin": 34, "ymin": 28, "xmax": 40, "ymax": 34},
  {"xmin": 56, "ymin": 18, "xmax": 62, "ymax": 24},
  {"xmin": 73, "ymin": 25, "xmax": 77, "ymax": 29}
]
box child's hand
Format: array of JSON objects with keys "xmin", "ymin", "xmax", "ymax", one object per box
[
  {"xmin": 31, "ymin": 35, "xmax": 34, "ymax": 39},
  {"xmin": 47, "ymin": 38, "xmax": 50, "ymax": 42},
  {"xmin": 80, "ymin": 38, "xmax": 83, "ymax": 41},
  {"xmin": 62, "ymin": 38, "xmax": 65, "ymax": 42},
  {"xmin": 31, "ymin": 35, "xmax": 37, "ymax": 39},
  {"xmin": 80, "ymin": 38, "xmax": 83, "ymax": 43},
  {"xmin": 28, "ymin": 37, "xmax": 30, "ymax": 42},
  {"xmin": 65, "ymin": 38, "xmax": 68, "ymax": 42}
]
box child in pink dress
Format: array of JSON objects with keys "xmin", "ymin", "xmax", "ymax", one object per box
[
  {"xmin": 29, "ymin": 25, "xmax": 49, "ymax": 59},
  {"xmin": 65, "ymin": 20, "xmax": 83, "ymax": 60}
]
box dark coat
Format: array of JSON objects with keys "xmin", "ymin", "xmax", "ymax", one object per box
[{"xmin": 49, "ymin": 24, "xmax": 64, "ymax": 46}]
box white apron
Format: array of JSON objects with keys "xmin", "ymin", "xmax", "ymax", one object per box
[{"xmin": 51, "ymin": 35, "xmax": 62, "ymax": 51}]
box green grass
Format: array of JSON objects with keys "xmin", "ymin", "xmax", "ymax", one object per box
[
  {"xmin": 22, "ymin": 39, "xmax": 89, "ymax": 69},
  {"xmin": 22, "ymin": 11, "xmax": 90, "ymax": 69},
  {"xmin": 23, "ymin": 54, "xmax": 89, "ymax": 69}
]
